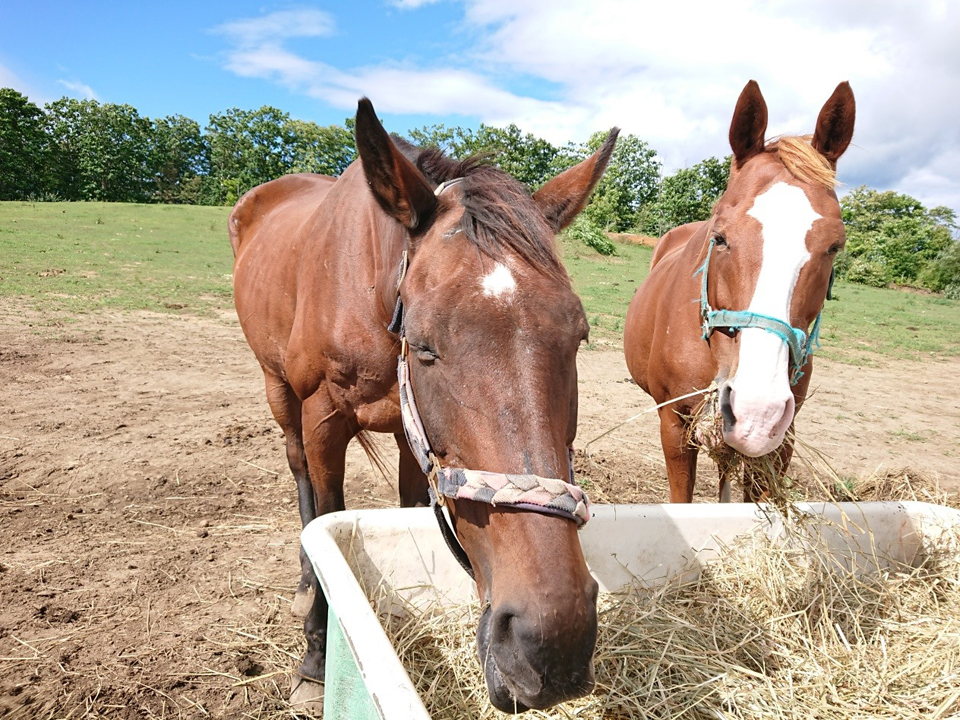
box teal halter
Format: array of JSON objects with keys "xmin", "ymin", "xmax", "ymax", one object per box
[{"xmin": 695, "ymin": 233, "xmax": 827, "ymax": 386}]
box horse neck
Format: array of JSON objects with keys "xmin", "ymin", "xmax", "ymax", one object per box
[{"xmin": 324, "ymin": 162, "xmax": 410, "ymax": 322}]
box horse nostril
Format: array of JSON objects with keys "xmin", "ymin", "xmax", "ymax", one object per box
[
  {"xmin": 719, "ymin": 383, "xmax": 736, "ymax": 430},
  {"xmin": 492, "ymin": 608, "xmax": 516, "ymax": 645}
]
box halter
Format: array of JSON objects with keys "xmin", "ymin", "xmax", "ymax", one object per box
[
  {"xmin": 695, "ymin": 232, "xmax": 828, "ymax": 386},
  {"xmin": 387, "ymin": 180, "xmax": 592, "ymax": 578}
]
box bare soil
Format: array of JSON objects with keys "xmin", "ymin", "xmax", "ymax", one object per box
[{"xmin": 1, "ymin": 301, "xmax": 957, "ymax": 718}]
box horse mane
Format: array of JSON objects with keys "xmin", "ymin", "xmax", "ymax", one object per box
[
  {"xmin": 766, "ymin": 135, "xmax": 837, "ymax": 189},
  {"xmin": 393, "ymin": 136, "xmax": 567, "ymax": 281}
]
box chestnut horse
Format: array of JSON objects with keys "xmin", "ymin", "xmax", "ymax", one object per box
[
  {"xmin": 231, "ymin": 98, "xmax": 617, "ymax": 712},
  {"xmin": 624, "ymin": 80, "xmax": 855, "ymax": 503}
]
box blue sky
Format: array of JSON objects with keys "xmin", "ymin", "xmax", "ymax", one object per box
[{"xmin": 3, "ymin": 1, "xmax": 959, "ymax": 215}]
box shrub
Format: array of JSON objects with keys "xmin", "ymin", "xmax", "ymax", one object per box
[
  {"xmin": 843, "ymin": 256, "xmax": 888, "ymax": 287},
  {"xmin": 919, "ymin": 240, "xmax": 960, "ymax": 293},
  {"xmin": 564, "ymin": 214, "xmax": 617, "ymax": 256}
]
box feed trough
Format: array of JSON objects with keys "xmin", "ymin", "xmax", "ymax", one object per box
[{"xmin": 301, "ymin": 501, "xmax": 960, "ymax": 719}]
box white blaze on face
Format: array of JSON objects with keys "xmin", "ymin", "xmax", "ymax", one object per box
[
  {"xmin": 725, "ymin": 182, "xmax": 821, "ymax": 457},
  {"xmin": 482, "ymin": 263, "xmax": 516, "ymax": 299}
]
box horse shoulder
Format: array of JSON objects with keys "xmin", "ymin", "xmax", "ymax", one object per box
[{"xmin": 626, "ymin": 224, "xmax": 712, "ymax": 402}]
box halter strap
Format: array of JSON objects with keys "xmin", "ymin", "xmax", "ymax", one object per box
[
  {"xmin": 695, "ymin": 233, "xmax": 825, "ymax": 385},
  {"xmin": 433, "ymin": 177, "xmax": 464, "ymax": 196},
  {"xmin": 398, "ymin": 343, "xmax": 590, "ymax": 525}
]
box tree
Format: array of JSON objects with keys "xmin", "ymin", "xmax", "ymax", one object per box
[
  {"xmin": 288, "ymin": 118, "xmax": 356, "ymax": 176},
  {"xmin": 44, "ymin": 98, "xmax": 154, "ymax": 202},
  {"xmin": 151, "ymin": 114, "xmax": 207, "ymax": 204},
  {"xmin": 467, "ymin": 124, "xmax": 561, "ymax": 188},
  {"xmin": 406, "ymin": 123, "xmax": 475, "ymax": 157},
  {"xmin": 0, "ymin": 88, "xmax": 51, "ymax": 199},
  {"xmin": 640, "ymin": 155, "xmax": 730, "ymax": 235},
  {"xmin": 204, "ymin": 106, "xmax": 296, "ymax": 205},
  {"xmin": 579, "ymin": 131, "xmax": 660, "ymax": 232},
  {"xmin": 838, "ymin": 186, "xmax": 954, "ymax": 288}
]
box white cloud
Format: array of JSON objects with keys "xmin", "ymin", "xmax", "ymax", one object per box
[
  {"xmin": 213, "ymin": 1, "xmax": 960, "ymax": 212},
  {"xmin": 459, "ymin": 0, "xmax": 960, "ymax": 210},
  {"xmin": 213, "ymin": 9, "xmax": 336, "ymax": 46},
  {"xmin": 387, "ymin": 0, "xmax": 443, "ymax": 8},
  {"xmin": 0, "ymin": 62, "xmax": 24, "ymax": 90},
  {"xmin": 57, "ymin": 79, "xmax": 97, "ymax": 100}
]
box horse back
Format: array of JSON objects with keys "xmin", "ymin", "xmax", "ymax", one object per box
[{"xmin": 229, "ymin": 173, "xmax": 335, "ymax": 257}]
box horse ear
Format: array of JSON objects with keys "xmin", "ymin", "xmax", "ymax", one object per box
[
  {"xmin": 729, "ymin": 80, "xmax": 768, "ymax": 168},
  {"xmin": 533, "ymin": 128, "xmax": 619, "ymax": 232},
  {"xmin": 355, "ymin": 98, "xmax": 437, "ymax": 230},
  {"xmin": 812, "ymin": 81, "xmax": 855, "ymax": 166}
]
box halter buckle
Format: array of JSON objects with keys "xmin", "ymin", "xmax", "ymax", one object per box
[{"xmin": 426, "ymin": 451, "xmax": 444, "ymax": 506}]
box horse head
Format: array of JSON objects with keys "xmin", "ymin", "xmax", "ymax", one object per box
[
  {"xmin": 355, "ymin": 99, "xmax": 618, "ymax": 712},
  {"xmin": 703, "ymin": 80, "xmax": 855, "ymax": 457}
]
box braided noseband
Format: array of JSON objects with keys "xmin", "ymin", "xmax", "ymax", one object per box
[{"xmin": 388, "ymin": 180, "xmax": 591, "ymax": 578}]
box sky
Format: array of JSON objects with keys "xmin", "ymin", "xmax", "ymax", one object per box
[{"xmin": 2, "ymin": 1, "xmax": 959, "ymax": 215}]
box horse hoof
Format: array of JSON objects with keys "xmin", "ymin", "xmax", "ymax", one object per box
[
  {"xmin": 291, "ymin": 585, "xmax": 316, "ymax": 618},
  {"xmin": 290, "ymin": 674, "xmax": 324, "ymax": 715}
]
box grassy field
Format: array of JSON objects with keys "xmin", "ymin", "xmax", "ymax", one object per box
[
  {"xmin": 0, "ymin": 201, "xmax": 234, "ymax": 316},
  {"xmin": 2, "ymin": 201, "xmax": 958, "ymax": 361},
  {"xmin": 562, "ymin": 236, "xmax": 960, "ymax": 362}
]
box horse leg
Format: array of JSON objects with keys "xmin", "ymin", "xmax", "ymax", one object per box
[
  {"xmin": 261, "ymin": 372, "xmax": 315, "ymax": 617},
  {"xmin": 291, "ymin": 395, "xmax": 353, "ymax": 708},
  {"xmin": 395, "ymin": 433, "xmax": 429, "ymax": 507},
  {"xmin": 658, "ymin": 407, "xmax": 698, "ymax": 503},
  {"xmin": 718, "ymin": 467, "xmax": 733, "ymax": 503}
]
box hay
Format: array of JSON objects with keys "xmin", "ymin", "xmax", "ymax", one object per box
[
  {"xmin": 685, "ymin": 390, "xmax": 795, "ymax": 506},
  {"xmin": 383, "ymin": 511, "xmax": 960, "ymax": 719}
]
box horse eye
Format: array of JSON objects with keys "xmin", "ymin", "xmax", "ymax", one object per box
[
  {"xmin": 827, "ymin": 244, "xmax": 841, "ymax": 255},
  {"xmin": 415, "ymin": 345, "xmax": 439, "ymax": 363},
  {"xmin": 713, "ymin": 232, "xmax": 727, "ymax": 247}
]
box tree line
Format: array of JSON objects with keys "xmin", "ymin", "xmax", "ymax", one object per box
[
  {"xmin": 1, "ymin": 87, "xmax": 957, "ymax": 294},
  {"xmin": 0, "ymin": 87, "xmax": 725, "ymax": 231}
]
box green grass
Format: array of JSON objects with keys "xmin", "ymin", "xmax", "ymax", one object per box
[
  {"xmin": 560, "ymin": 234, "xmax": 960, "ymax": 361},
  {"xmin": 2, "ymin": 201, "xmax": 958, "ymax": 361},
  {"xmin": 560, "ymin": 236, "xmax": 652, "ymax": 340},
  {"xmin": 0, "ymin": 201, "xmax": 234, "ymax": 316},
  {"xmin": 815, "ymin": 281, "xmax": 960, "ymax": 361}
]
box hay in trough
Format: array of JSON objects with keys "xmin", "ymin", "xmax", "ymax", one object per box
[{"xmin": 383, "ymin": 510, "xmax": 960, "ymax": 719}]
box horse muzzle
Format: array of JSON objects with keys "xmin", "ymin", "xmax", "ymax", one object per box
[
  {"xmin": 476, "ymin": 600, "xmax": 597, "ymax": 713},
  {"xmin": 719, "ymin": 381, "xmax": 795, "ymax": 457}
]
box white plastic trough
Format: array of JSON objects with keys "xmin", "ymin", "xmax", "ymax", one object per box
[{"xmin": 301, "ymin": 501, "xmax": 960, "ymax": 719}]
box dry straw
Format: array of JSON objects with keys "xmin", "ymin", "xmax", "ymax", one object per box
[
  {"xmin": 685, "ymin": 389, "xmax": 795, "ymax": 505},
  {"xmin": 382, "ymin": 472, "xmax": 960, "ymax": 719}
]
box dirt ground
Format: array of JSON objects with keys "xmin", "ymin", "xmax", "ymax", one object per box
[{"xmin": 1, "ymin": 300, "xmax": 958, "ymax": 718}]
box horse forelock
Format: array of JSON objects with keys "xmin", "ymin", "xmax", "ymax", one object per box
[
  {"xmin": 765, "ymin": 135, "xmax": 837, "ymax": 190},
  {"xmin": 412, "ymin": 146, "xmax": 569, "ymax": 284}
]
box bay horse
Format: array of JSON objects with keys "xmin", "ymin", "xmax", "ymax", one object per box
[
  {"xmin": 230, "ymin": 97, "xmax": 618, "ymax": 712},
  {"xmin": 623, "ymin": 80, "xmax": 855, "ymax": 503}
]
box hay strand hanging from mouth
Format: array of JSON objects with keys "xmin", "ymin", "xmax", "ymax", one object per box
[{"xmin": 685, "ymin": 388, "xmax": 794, "ymax": 506}]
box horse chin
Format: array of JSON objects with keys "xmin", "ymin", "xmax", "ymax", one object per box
[
  {"xmin": 476, "ymin": 604, "xmax": 596, "ymax": 713},
  {"xmin": 722, "ymin": 428, "xmax": 786, "ymax": 458}
]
